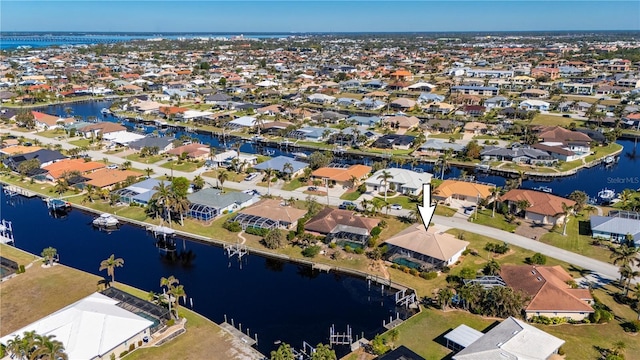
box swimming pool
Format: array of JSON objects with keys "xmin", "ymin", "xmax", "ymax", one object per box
[{"xmin": 393, "ymin": 257, "xmax": 422, "ymax": 269}]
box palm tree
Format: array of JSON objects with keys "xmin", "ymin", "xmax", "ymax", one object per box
[
  {"xmin": 611, "ymin": 245, "xmax": 639, "ymax": 283},
  {"xmin": 620, "ymin": 189, "xmax": 633, "ymax": 208},
  {"xmin": 152, "ymin": 181, "xmax": 173, "ymax": 223},
  {"xmin": 32, "ymin": 334, "xmax": 68, "ymax": 360},
  {"xmin": 121, "ymin": 161, "xmax": 132, "ymax": 170},
  {"xmin": 282, "ymin": 162, "xmax": 294, "ymax": 181},
  {"xmin": 40, "ymin": 247, "xmax": 58, "ymax": 266},
  {"xmin": 6, "ymin": 335, "xmax": 25, "ymax": 359},
  {"xmin": 54, "ymin": 178, "xmax": 68, "ymax": 196},
  {"xmin": 515, "ymin": 199, "xmax": 530, "ymax": 217},
  {"xmin": 99, "ymin": 254, "xmax": 124, "ymax": 284},
  {"xmin": 561, "ymin": 202, "xmax": 573, "ymax": 236},
  {"xmin": 217, "ymin": 170, "xmax": 229, "ymax": 193},
  {"xmin": 437, "ymin": 149, "xmax": 453, "ymax": 180},
  {"xmin": 169, "ymin": 284, "xmax": 187, "ymax": 318},
  {"xmin": 360, "ymin": 198, "xmax": 370, "ymax": 215},
  {"xmin": 192, "ymin": 175, "xmax": 205, "ymax": 190},
  {"xmin": 490, "ymin": 187, "xmax": 501, "ymax": 218},
  {"xmin": 161, "ymin": 275, "xmax": 180, "ymax": 318},
  {"xmin": 264, "ymin": 168, "xmax": 274, "ymax": 195},
  {"xmin": 144, "ymin": 167, "xmax": 154, "ymax": 178},
  {"xmin": 376, "ymin": 170, "xmax": 393, "ymax": 202},
  {"xmin": 349, "ymin": 175, "xmax": 359, "ymax": 189},
  {"xmin": 172, "ymin": 195, "xmax": 190, "ymax": 226},
  {"xmin": 620, "ymin": 265, "xmax": 640, "ymax": 296},
  {"xmin": 437, "ymin": 287, "xmax": 454, "ymax": 310}
]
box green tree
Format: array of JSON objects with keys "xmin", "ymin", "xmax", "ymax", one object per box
[
  {"xmin": 99, "ymin": 254, "xmax": 124, "ymax": 284},
  {"xmin": 32, "ymin": 334, "xmax": 68, "ymax": 360},
  {"xmin": 169, "ymin": 284, "xmax": 187, "ymax": 318},
  {"xmin": 568, "ymin": 190, "xmax": 588, "ymax": 212},
  {"xmin": 17, "ymin": 158, "xmax": 41, "ymax": 176},
  {"xmin": 151, "ymin": 181, "xmax": 173, "ymax": 223},
  {"xmin": 217, "ymin": 170, "xmax": 230, "ymax": 193},
  {"xmin": 305, "ymin": 195, "xmax": 322, "ymax": 216},
  {"xmin": 561, "ymin": 202, "xmax": 573, "ymax": 236},
  {"xmin": 490, "ymin": 187, "xmax": 501, "ymax": 218},
  {"xmin": 53, "ymin": 178, "xmax": 69, "ymax": 196},
  {"xmin": 16, "ymin": 110, "xmax": 35, "ymax": 129},
  {"xmin": 282, "ymin": 162, "xmax": 294, "ymax": 181},
  {"xmin": 311, "ymin": 343, "xmax": 336, "ymax": 360},
  {"xmin": 263, "ymin": 228, "xmax": 285, "ymax": 249},
  {"xmin": 263, "ymin": 168, "xmax": 274, "ymax": 195},
  {"xmin": 192, "ymin": 175, "xmax": 205, "ymax": 190},
  {"xmin": 437, "ymin": 287, "xmax": 454, "ymax": 309},
  {"xmin": 171, "ymin": 176, "xmax": 190, "ymax": 198},
  {"xmin": 41, "ymin": 246, "xmax": 58, "ymax": 266},
  {"xmin": 144, "ymin": 167, "xmax": 154, "ymax": 178},
  {"xmin": 270, "ymin": 343, "xmax": 294, "ymax": 360},
  {"xmin": 308, "ymin": 151, "xmax": 333, "ymax": 170},
  {"xmin": 376, "ymin": 170, "xmax": 393, "ymax": 202},
  {"xmin": 121, "ymin": 161, "xmax": 132, "ymax": 170},
  {"xmin": 437, "ymin": 149, "xmax": 453, "ymax": 179},
  {"xmin": 483, "ymin": 259, "xmax": 501, "ymax": 275}
]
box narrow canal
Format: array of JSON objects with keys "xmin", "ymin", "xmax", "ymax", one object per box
[{"xmin": 2, "ymin": 190, "xmax": 409, "ymax": 356}]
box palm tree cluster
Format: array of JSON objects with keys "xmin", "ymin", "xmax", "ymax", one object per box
[
  {"xmin": 159, "ymin": 275, "xmax": 187, "ymax": 320},
  {"xmin": 5, "ymin": 331, "xmax": 68, "ymax": 360},
  {"xmin": 610, "ymin": 244, "xmax": 640, "ymax": 297},
  {"xmin": 148, "ymin": 179, "xmax": 191, "ymax": 226}
]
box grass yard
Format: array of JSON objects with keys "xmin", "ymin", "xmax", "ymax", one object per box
[
  {"xmin": 36, "ymin": 129, "xmax": 67, "ymax": 138},
  {"xmin": 340, "ymin": 190, "xmax": 363, "ymax": 201},
  {"xmin": 202, "ymin": 169, "xmax": 247, "ymax": 183},
  {"xmin": 281, "ymin": 177, "xmax": 306, "ymax": 191},
  {"xmin": 531, "ymin": 114, "xmax": 584, "ymax": 127},
  {"xmin": 69, "ymin": 139, "xmax": 92, "ymax": 147},
  {"xmin": 0, "ymin": 244, "xmax": 38, "ymax": 265},
  {"xmin": 584, "ymin": 143, "xmax": 623, "ymax": 163},
  {"xmin": 0, "ymin": 246, "xmax": 101, "ymax": 336},
  {"xmin": 126, "ymin": 153, "xmax": 165, "ymax": 164},
  {"xmin": 468, "ymin": 208, "xmax": 518, "ymax": 233},
  {"xmin": 434, "ymin": 205, "xmax": 457, "ymax": 217},
  {"xmin": 428, "ymin": 133, "xmax": 463, "ymax": 140},
  {"xmin": 161, "ymin": 160, "xmax": 204, "ymax": 173},
  {"xmin": 539, "ymin": 212, "xmax": 614, "ymax": 264}
]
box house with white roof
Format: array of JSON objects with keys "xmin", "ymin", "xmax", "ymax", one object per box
[
  {"xmin": 590, "ymin": 211, "xmax": 640, "ymax": 247},
  {"xmin": 519, "ymin": 99, "xmax": 550, "ymax": 111},
  {"xmin": 365, "ymin": 168, "xmax": 432, "ymax": 196},
  {"xmin": 0, "ymin": 292, "xmax": 154, "ymax": 360},
  {"xmin": 448, "ymin": 317, "xmax": 564, "ymax": 360}
]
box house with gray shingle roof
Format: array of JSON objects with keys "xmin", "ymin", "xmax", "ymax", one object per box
[
  {"xmin": 590, "ymin": 211, "xmax": 640, "ymax": 247},
  {"xmin": 128, "ymin": 136, "xmax": 175, "ymax": 153},
  {"xmin": 187, "ymin": 188, "xmax": 258, "ymax": 221}
]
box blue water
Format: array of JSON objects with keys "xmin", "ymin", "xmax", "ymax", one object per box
[
  {"xmin": 42, "ymin": 99, "xmax": 640, "ymax": 201},
  {"xmin": 2, "ymin": 191, "xmax": 405, "ymax": 356},
  {"xmin": 0, "ymin": 33, "xmax": 292, "ymax": 50}
]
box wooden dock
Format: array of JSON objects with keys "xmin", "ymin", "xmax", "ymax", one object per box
[
  {"xmin": 312, "ymin": 263, "xmax": 332, "ymax": 272},
  {"xmin": 220, "ymin": 322, "xmax": 257, "ymax": 346},
  {"xmin": 3, "ymin": 185, "xmax": 37, "ymax": 198},
  {"xmin": 383, "ymin": 318, "xmax": 403, "ymax": 330}
]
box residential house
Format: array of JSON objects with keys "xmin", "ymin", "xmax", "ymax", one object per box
[
  {"xmin": 307, "ymin": 93, "xmax": 336, "ymax": 104},
  {"xmin": 590, "ymin": 211, "xmax": 640, "ymax": 247},
  {"xmin": 537, "ymin": 126, "xmax": 593, "ymax": 153},
  {"xmin": 127, "ymin": 136, "xmax": 175, "ymax": 153},
  {"xmin": 42, "ymin": 158, "xmax": 105, "ymax": 182},
  {"xmin": 347, "ymin": 115, "xmax": 382, "ymax": 127},
  {"xmin": 78, "ymin": 122, "xmax": 127, "ymax": 139},
  {"xmin": 463, "ymin": 105, "xmax": 486, "ymax": 117},
  {"xmin": 418, "ymin": 139, "xmax": 465, "ymax": 156},
  {"xmin": 500, "ymin": 265, "xmax": 594, "ymax": 320},
  {"xmin": 390, "ymin": 98, "xmax": 417, "ymax": 110},
  {"xmin": 483, "ymin": 96, "xmax": 512, "ymax": 109},
  {"xmin": 372, "ymin": 134, "xmax": 415, "ymax": 150},
  {"xmin": 0, "ymin": 293, "xmax": 155, "ymax": 360},
  {"xmin": 560, "ymin": 82, "xmax": 594, "ymax": 95},
  {"xmin": 187, "ymin": 188, "xmax": 258, "ymax": 221},
  {"xmin": 365, "ymin": 168, "xmax": 432, "ymax": 196},
  {"xmin": 253, "ymin": 156, "xmax": 308, "ymax": 177},
  {"xmin": 480, "ymin": 146, "xmax": 555, "ymax": 165},
  {"xmin": 450, "ymin": 317, "xmax": 564, "ymax": 360},
  {"xmin": 233, "ymin": 199, "xmax": 308, "ymax": 230},
  {"xmin": 113, "ymin": 178, "xmax": 163, "ymax": 205},
  {"xmin": 304, "ymin": 207, "xmax": 379, "ymax": 245},
  {"xmin": 531, "ymin": 67, "xmax": 560, "ymax": 80},
  {"xmin": 206, "ymin": 149, "xmax": 257, "ymax": 169},
  {"xmin": 384, "ymin": 115, "xmax": 420, "ymax": 131},
  {"xmin": 500, "ymin": 189, "xmax": 576, "ymax": 225},
  {"xmin": 463, "ymin": 121, "xmax": 488, "ymax": 135},
  {"xmin": 84, "ymin": 168, "xmax": 142, "ymax": 189},
  {"xmin": 432, "ymin": 180, "xmax": 494, "ymax": 203},
  {"xmin": 167, "ymin": 143, "xmax": 211, "ymax": 160},
  {"xmin": 520, "ymin": 89, "xmax": 549, "ymax": 99},
  {"xmin": 31, "ymin": 111, "xmax": 75, "ymax": 130},
  {"xmin": 384, "ymin": 224, "xmax": 469, "ymax": 269},
  {"xmin": 312, "ymin": 164, "xmax": 372, "ymax": 188},
  {"xmin": 0, "ymin": 145, "xmax": 42, "ymax": 156},
  {"xmin": 287, "ymin": 126, "xmax": 337, "ymax": 142},
  {"xmin": 450, "ymin": 85, "xmax": 499, "ymax": 97},
  {"xmin": 417, "ymin": 92, "xmax": 445, "ymax": 104},
  {"xmin": 378, "ymin": 346, "xmax": 425, "ymax": 360},
  {"xmin": 4, "ymin": 149, "xmax": 67, "ymax": 172}
]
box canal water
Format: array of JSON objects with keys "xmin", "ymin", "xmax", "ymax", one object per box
[
  {"xmin": 2, "ymin": 190, "xmax": 407, "ymax": 356},
  {"xmin": 41, "ymin": 99, "xmax": 640, "ymax": 200}
]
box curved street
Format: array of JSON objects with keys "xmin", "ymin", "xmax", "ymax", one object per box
[{"xmin": 1, "ymin": 128, "xmax": 624, "ymax": 282}]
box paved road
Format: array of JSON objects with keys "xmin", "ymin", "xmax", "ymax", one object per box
[{"xmin": 1, "ymin": 128, "xmax": 625, "ymax": 282}]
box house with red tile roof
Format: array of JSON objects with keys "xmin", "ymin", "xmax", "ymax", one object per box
[
  {"xmin": 499, "ymin": 265, "xmax": 594, "ymax": 321},
  {"xmin": 500, "ymin": 189, "xmax": 576, "ymax": 225},
  {"xmin": 84, "ymin": 168, "xmax": 142, "ymax": 189},
  {"xmin": 78, "ymin": 122, "xmax": 127, "ymax": 138},
  {"xmin": 167, "ymin": 143, "xmax": 211, "ymax": 160},
  {"xmin": 311, "ymin": 165, "xmax": 372, "ymax": 187},
  {"xmin": 43, "ymin": 158, "xmax": 105, "ymax": 181},
  {"xmin": 31, "ymin": 111, "xmax": 75, "ymax": 130}
]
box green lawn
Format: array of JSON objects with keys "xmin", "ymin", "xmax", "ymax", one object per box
[
  {"xmin": 281, "ymin": 177, "xmax": 306, "ymax": 191},
  {"xmin": 384, "ymin": 195, "xmax": 418, "ymax": 209},
  {"xmin": 202, "ymin": 169, "xmax": 246, "ymax": 183},
  {"xmin": 584, "ymin": 143, "xmax": 623, "ymax": 163},
  {"xmin": 428, "ymin": 133, "xmax": 462, "ymax": 140},
  {"xmin": 531, "ymin": 114, "xmax": 584, "ymax": 127},
  {"xmin": 434, "ymin": 205, "xmax": 457, "ymax": 217},
  {"xmin": 539, "ymin": 212, "xmax": 614, "ymax": 264},
  {"xmin": 125, "ymin": 153, "xmax": 165, "ymax": 164},
  {"xmin": 468, "ymin": 208, "xmax": 518, "ymax": 232},
  {"xmin": 36, "ymin": 129, "xmax": 66, "ymax": 138},
  {"xmin": 160, "ymin": 160, "xmax": 204, "ymax": 173},
  {"xmin": 69, "ymin": 139, "xmax": 92, "ymax": 147},
  {"xmin": 340, "ymin": 190, "xmax": 362, "ymax": 201}
]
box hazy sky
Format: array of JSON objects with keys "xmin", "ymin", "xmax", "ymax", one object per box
[{"xmin": 1, "ymin": 1, "xmax": 639, "ymax": 32}]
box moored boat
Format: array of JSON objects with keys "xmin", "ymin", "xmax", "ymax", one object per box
[
  {"xmin": 597, "ymin": 188, "xmax": 616, "ymax": 202},
  {"xmin": 92, "ymin": 213, "xmax": 119, "ymax": 228}
]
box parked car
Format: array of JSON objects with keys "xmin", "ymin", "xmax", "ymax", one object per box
[
  {"xmin": 464, "ymin": 205, "xmax": 477, "ymax": 215},
  {"xmin": 106, "ymin": 164, "xmax": 119, "ymax": 170},
  {"xmin": 339, "ymin": 201, "xmax": 357, "ymax": 210},
  {"xmin": 308, "ymin": 186, "xmax": 318, "ymax": 191},
  {"xmin": 390, "ymin": 203, "xmax": 402, "ymax": 210},
  {"xmin": 245, "ymin": 173, "xmax": 259, "ymax": 181},
  {"xmin": 562, "ymin": 114, "xmax": 572, "ymax": 118}
]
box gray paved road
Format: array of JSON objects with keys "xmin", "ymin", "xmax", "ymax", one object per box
[{"xmin": 1, "ymin": 128, "xmax": 625, "ymax": 282}]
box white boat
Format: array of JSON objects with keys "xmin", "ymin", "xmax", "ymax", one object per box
[
  {"xmin": 475, "ymin": 163, "xmax": 490, "ymax": 171},
  {"xmin": 0, "ymin": 220, "xmax": 14, "ymax": 245},
  {"xmin": 100, "ymin": 108, "xmax": 111, "ymax": 115},
  {"xmin": 92, "ymin": 213, "xmax": 119, "ymax": 228},
  {"xmin": 533, "ymin": 186, "xmax": 553, "ymax": 193},
  {"xmin": 148, "ymin": 225, "xmax": 175, "ymax": 237},
  {"xmin": 292, "ymin": 152, "xmax": 308, "ymax": 159},
  {"xmin": 604, "ymin": 156, "xmax": 615, "ymax": 164},
  {"xmin": 598, "ymin": 188, "xmax": 616, "ymax": 201}
]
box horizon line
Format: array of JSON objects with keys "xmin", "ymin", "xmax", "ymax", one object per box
[{"xmin": 2, "ymin": 30, "xmax": 640, "ymax": 34}]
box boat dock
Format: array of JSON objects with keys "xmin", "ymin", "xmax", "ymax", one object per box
[
  {"xmin": 3, "ymin": 185, "xmax": 37, "ymax": 198},
  {"xmin": 220, "ymin": 321, "xmax": 257, "ymax": 346}
]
